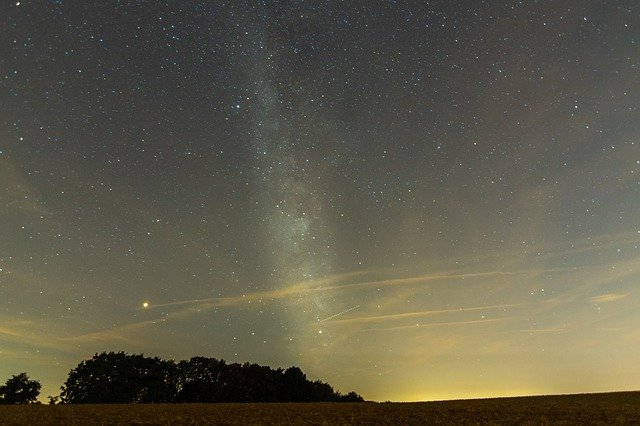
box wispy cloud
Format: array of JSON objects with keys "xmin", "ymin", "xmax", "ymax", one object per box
[
  {"xmin": 0, "ymin": 320, "xmax": 69, "ymax": 352},
  {"xmin": 519, "ymin": 328, "xmax": 566, "ymax": 334},
  {"xmin": 322, "ymin": 304, "xmax": 520, "ymax": 325},
  {"xmin": 0, "ymin": 325, "xmax": 29, "ymax": 339},
  {"xmin": 144, "ymin": 268, "xmax": 561, "ymax": 312},
  {"xmin": 357, "ymin": 317, "xmax": 508, "ymax": 332},
  {"xmin": 590, "ymin": 293, "xmax": 630, "ymax": 304},
  {"xmin": 59, "ymin": 257, "xmax": 636, "ymax": 351},
  {"xmin": 143, "ymin": 269, "xmax": 377, "ymax": 310},
  {"xmin": 60, "ymin": 320, "xmax": 156, "ymax": 347}
]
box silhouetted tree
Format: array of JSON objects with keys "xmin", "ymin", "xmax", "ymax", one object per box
[
  {"xmin": 175, "ymin": 357, "xmax": 226, "ymax": 402},
  {"xmin": 238, "ymin": 363, "xmax": 281, "ymax": 402},
  {"xmin": 309, "ymin": 380, "xmax": 339, "ymax": 402},
  {"xmin": 283, "ymin": 366, "xmax": 310, "ymax": 401},
  {"xmin": 218, "ymin": 362, "xmax": 251, "ymax": 402},
  {"xmin": 60, "ymin": 352, "xmax": 177, "ymax": 404},
  {"xmin": 339, "ymin": 391, "xmax": 365, "ymax": 402},
  {"xmin": 0, "ymin": 373, "xmax": 41, "ymax": 404},
  {"xmin": 59, "ymin": 352, "xmax": 364, "ymax": 403},
  {"xmin": 134, "ymin": 355, "xmax": 177, "ymax": 403}
]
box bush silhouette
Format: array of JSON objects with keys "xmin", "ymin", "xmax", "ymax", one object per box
[{"xmin": 0, "ymin": 373, "xmax": 41, "ymax": 404}]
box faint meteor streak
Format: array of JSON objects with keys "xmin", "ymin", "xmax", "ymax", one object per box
[{"xmin": 318, "ymin": 305, "xmax": 361, "ymax": 323}]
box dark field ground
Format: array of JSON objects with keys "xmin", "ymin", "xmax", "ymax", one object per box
[{"xmin": 1, "ymin": 391, "xmax": 639, "ymax": 425}]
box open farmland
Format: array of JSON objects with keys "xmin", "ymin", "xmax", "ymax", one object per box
[{"xmin": 0, "ymin": 391, "xmax": 639, "ymax": 424}]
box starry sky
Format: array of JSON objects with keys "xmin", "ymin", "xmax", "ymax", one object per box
[{"xmin": 1, "ymin": 0, "xmax": 640, "ymax": 402}]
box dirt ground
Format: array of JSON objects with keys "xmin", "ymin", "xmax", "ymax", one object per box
[{"xmin": 0, "ymin": 391, "xmax": 639, "ymax": 424}]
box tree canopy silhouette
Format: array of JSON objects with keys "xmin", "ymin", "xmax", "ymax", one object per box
[
  {"xmin": 60, "ymin": 352, "xmax": 176, "ymax": 404},
  {"xmin": 0, "ymin": 373, "xmax": 41, "ymax": 404},
  {"xmin": 60, "ymin": 352, "xmax": 363, "ymax": 404}
]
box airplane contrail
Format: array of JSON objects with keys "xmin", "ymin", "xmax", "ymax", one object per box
[{"xmin": 318, "ymin": 305, "xmax": 361, "ymax": 323}]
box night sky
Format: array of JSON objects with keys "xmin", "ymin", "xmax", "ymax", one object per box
[{"xmin": 1, "ymin": 1, "xmax": 640, "ymax": 402}]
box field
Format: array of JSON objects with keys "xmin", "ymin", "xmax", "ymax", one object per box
[{"xmin": 0, "ymin": 391, "xmax": 639, "ymax": 424}]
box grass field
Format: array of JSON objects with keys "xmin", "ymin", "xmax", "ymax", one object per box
[{"xmin": 0, "ymin": 391, "xmax": 638, "ymax": 424}]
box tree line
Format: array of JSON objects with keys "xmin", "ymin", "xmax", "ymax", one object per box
[{"xmin": 2, "ymin": 352, "xmax": 364, "ymax": 404}]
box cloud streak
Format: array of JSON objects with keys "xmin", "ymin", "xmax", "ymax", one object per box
[
  {"xmin": 590, "ymin": 293, "xmax": 630, "ymax": 304},
  {"xmin": 322, "ymin": 304, "xmax": 521, "ymax": 325},
  {"xmin": 143, "ymin": 268, "xmax": 563, "ymax": 312},
  {"xmin": 357, "ymin": 318, "xmax": 508, "ymax": 333}
]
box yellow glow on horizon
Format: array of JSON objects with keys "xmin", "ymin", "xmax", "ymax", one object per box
[{"xmin": 398, "ymin": 388, "xmax": 547, "ymax": 402}]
